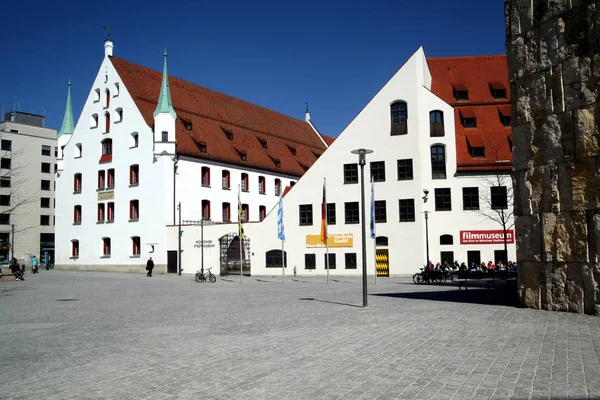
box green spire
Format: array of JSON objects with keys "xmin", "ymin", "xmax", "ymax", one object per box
[
  {"xmin": 58, "ymin": 80, "xmax": 75, "ymax": 136},
  {"xmin": 153, "ymin": 50, "xmax": 176, "ymax": 118}
]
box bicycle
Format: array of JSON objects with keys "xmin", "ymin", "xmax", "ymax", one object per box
[{"xmin": 195, "ymin": 267, "xmax": 216, "ymax": 283}]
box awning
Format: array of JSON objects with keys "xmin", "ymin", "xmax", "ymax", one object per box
[
  {"xmin": 466, "ymin": 135, "xmax": 484, "ymax": 147},
  {"xmin": 498, "ymin": 105, "xmax": 511, "ymax": 116},
  {"xmin": 459, "ymin": 108, "xmax": 476, "ymax": 118},
  {"xmin": 489, "ymin": 81, "xmax": 505, "ymax": 90}
]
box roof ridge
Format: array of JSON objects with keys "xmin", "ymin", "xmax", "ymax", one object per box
[
  {"xmin": 111, "ymin": 55, "xmax": 309, "ymax": 127},
  {"xmin": 427, "ymin": 54, "xmax": 506, "ymax": 61}
]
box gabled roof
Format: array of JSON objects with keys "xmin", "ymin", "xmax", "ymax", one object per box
[
  {"xmin": 110, "ymin": 57, "xmax": 327, "ymax": 177},
  {"xmin": 428, "ymin": 55, "xmax": 513, "ymax": 172}
]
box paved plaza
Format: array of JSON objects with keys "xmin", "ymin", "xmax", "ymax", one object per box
[{"xmin": 1, "ymin": 270, "xmax": 599, "ymax": 400}]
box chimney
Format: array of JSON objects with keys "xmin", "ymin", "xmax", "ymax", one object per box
[{"xmin": 104, "ymin": 39, "xmax": 114, "ymax": 57}]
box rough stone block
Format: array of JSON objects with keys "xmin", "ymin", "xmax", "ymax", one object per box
[
  {"xmin": 516, "ymin": 83, "xmax": 533, "ymax": 124},
  {"xmin": 572, "ymin": 157, "xmax": 598, "ymax": 209},
  {"xmin": 518, "ymin": 261, "xmax": 541, "ymax": 309},
  {"xmin": 529, "ymin": 73, "xmax": 550, "ymax": 120},
  {"xmin": 542, "ymin": 212, "xmax": 588, "ymax": 262},
  {"xmin": 582, "ymin": 263, "xmax": 599, "ymax": 314},
  {"xmin": 527, "ymin": 163, "xmax": 559, "ymax": 213},
  {"xmin": 574, "ymin": 105, "xmax": 600, "ymax": 158},
  {"xmin": 551, "ymin": 64, "xmax": 565, "ymax": 113},
  {"xmin": 512, "ymin": 121, "xmax": 534, "ymax": 170},
  {"xmin": 557, "ymin": 160, "xmax": 574, "ymax": 211},
  {"xmin": 533, "ymin": 114, "xmax": 568, "ymax": 163},
  {"xmin": 546, "ymin": 262, "xmax": 585, "ymax": 313},
  {"xmin": 563, "ymin": 57, "xmax": 582, "ymax": 111},
  {"xmin": 515, "ymin": 214, "xmax": 542, "ymax": 261},
  {"xmin": 534, "ymin": 0, "xmax": 572, "ymax": 24}
]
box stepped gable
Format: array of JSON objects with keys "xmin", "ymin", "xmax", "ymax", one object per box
[
  {"xmin": 110, "ymin": 56, "xmax": 326, "ymax": 176},
  {"xmin": 428, "ymin": 55, "xmax": 513, "ymax": 172}
]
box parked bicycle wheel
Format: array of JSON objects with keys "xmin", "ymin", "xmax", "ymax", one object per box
[
  {"xmin": 412, "ymin": 273, "xmax": 421, "ymax": 284},
  {"xmin": 209, "ymin": 274, "xmax": 216, "ymax": 283}
]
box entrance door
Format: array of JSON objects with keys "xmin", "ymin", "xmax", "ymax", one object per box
[
  {"xmin": 494, "ymin": 250, "xmax": 507, "ymax": 266},
  {"xmin": 440, "ymin": 251, "xmax": 454, "ymax": 265},
  {"xmin": 376, "ymin": 249, "xmax": 389, "ymax": 276},
  {"xmin": 167, "ymin": 250, "xmax": 177, "ymax": 273},
  {"xmin": 467, "ymin": 250, "xmax": 481, "ymax": 268}
]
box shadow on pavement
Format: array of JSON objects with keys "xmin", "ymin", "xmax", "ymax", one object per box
[
  {"xmin": 373, "ymin": 284, "xmax": 519, "ymax": 307},
  {"xmin": 299, "ymin": 297, "xmax": 363, "ymax": 308}
]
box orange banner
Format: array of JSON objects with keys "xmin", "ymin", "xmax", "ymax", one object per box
[{"xmin": 306, "ymin": 234, "xmax": 353, "ymax": 248}]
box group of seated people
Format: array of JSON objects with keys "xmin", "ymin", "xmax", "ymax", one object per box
[{"xmin": 425, "ymin": 260, "xmax": 519, "ymax": 274}]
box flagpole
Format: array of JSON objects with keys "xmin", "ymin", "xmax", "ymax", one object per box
[
  {"xmin": 373, "ymin": 233, "xmax": 377, "ymax": 285},
  {"xmin": 278, "ymin": 189, "xmax": 285, "ymax": 283},
  {"xmin": 370, "ymin": 178, "xmax": 377, "ymax": 285},
  {"xmin": 324, "ymin": 178, "xmax": 329, "ymax": 284},
  {"xmin": 239, "ymin": 185, "xmax": 243, "ymax": 284}
]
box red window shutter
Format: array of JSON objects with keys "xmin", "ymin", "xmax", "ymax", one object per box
[
  {"xmin": 73, "ymin": 206, "xmax": 76, "ymax": 222},
  {"xmin": 227, "ymin": 204, "xmax": 230, "ymax": 220},
  {"xmin": 132, "ymin": 239, "xmax": 135, "ymax": 254},
  {"xmin": 129, "ymin": 201, "xmax": 133, "ymax": 219}
]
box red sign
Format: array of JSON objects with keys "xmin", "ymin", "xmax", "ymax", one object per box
[{"xmin": 460, "ymin": 230, "xmax": 514, "ymax": 245}]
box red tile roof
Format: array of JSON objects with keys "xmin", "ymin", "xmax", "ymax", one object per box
[
  {"xmin": 428, "ymin": 55, "xmax": 512, "ymax": 172},
  {"xmin": 110, "ymin": 57, "xmax": 327, "ymax": 177}
]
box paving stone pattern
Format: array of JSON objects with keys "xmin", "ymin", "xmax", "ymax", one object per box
[{"xmin": 1, "ymin": 271, "xmax": 599, "ymax": 399}]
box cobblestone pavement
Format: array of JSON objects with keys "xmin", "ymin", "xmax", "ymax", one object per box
[{"xmin": 1, "ymin": 270, "xmax": 599, "ymax": 400}]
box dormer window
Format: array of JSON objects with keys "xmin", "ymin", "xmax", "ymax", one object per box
[
  {"xmin": 181, "ymin": 117, "xmax": 192, "ymax": 131},
  {"xmin": 390, "ymin": 101, "xmax": 408, "ymax": 135},
  {"xmin": 298, "ymin": 161, "xmax": 308, "ymax": 171},
  {"xmin": 287, "ymin": 145, "xmax": 296, "ymax": 156},
  {"xmin": 222, "ymin": 127, "xmax": 233, "ymax": 140},
  {"xmin": 452, "ymin": 84, "xmax": 468, "ymax": 101},
  {"xmin": 312, "ymin": 151, "xmax": 321, "ymax": 159},
  {"xmin": 257, "ymin": 137, "xmax": 268, "ymax": 149},
  {"xmin": 460, "ymin": 108, "xmax": 476, "ymax": 128},
  {"xmin": 268, "ymin": 155, "xmax": 281, "ymax": 168},
  {"xmin": 489, "ymin": 82, "xmax": 507, "ymax": 99},
  {"xmin": 235, "ymin": 149, "xmax": 247, "ymax": 161},
  {"xmin": 498, "ymin": 106, "xmax": 511, "ymax": 127},
  {"xmin": 467, "ymin": 136, "xmax": 485, "ymax": 158},
  {"xmin": 199, "ymin": 143, "xmax": 207, "ymax": 153}
]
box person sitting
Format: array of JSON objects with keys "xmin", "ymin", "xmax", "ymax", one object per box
[{"xmin": 10, "ymin": 258, "xmax": 23, "ymax": 281}]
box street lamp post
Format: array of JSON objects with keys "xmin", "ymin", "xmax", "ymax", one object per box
[
  {"xmin": 11, "ymin": 224, "xmax": 15, "ymax": 259},
  {"xmin": 351, "ymin": 148, "xmax": 373, "ymax": 308},
  {"xmin": 424, "ymin": 211, "xmax": 430, "ymax": 269}
]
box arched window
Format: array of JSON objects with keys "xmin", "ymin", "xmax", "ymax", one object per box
[
  {"xmin": 129, "ymin": 200, "xmax": 140, "ymax": 220},
  {"xmin": 73, "ymin": 173, "xmax": 82, "ymax": 193},
  {"xmin": 202, "ymin": 200, "xmax": 211, "ymax": 219},
  {"xmin": 100, "ymin": 139, "xmax": 112, "ymax": 163},
  {"xmin": 130, "ymin": 165, "xmax": 139, "ymax": 185},
  {"xmin": 440, "ymin": 234, "xmax": 453, "ymax": 245},
  {"xmin": 430, "ymin": 110, "xmax": 444, "ymax": 137},
  {"xmin": 71, "ymin": 239, "xmax": 79, "ymax": 257},
  {"xmin": 390, "ymin": 101, "xmax": 408, "ymax": 135},
  {"xmin": 105, "ymin": 89, "xmax": 110, "ymax": 108},
  {"xmin": 265, "ymin": 249, "xmax": 287, "ymax": 268},
  {"xmin": 104, "ymin": 112, "xmax": 110, "ymax": 133},
  {"xmin": 102, "ymin": 237, "xmax": 111, "ymax": 256},
  {"xmin": 375, "ymin": 236, "xmax": 389, "ymax": 246},
  {"xmin": 73, "ymin": 205, "xmax": 82, "ymax": 224},
  {"xmin": 431, "ymin": 145, "xmax": 446, "ymax": 179}
]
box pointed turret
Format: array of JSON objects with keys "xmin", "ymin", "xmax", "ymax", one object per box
[
  {"xmin": 154, "ymin": 50, "xmax": 176, "ymax": 118},
  {"xmin": 58, "ymin": 80, "xmax": 75, "ymax": 136}
]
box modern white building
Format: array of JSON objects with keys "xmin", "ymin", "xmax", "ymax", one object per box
[
  {"xmin": 0, "ymin": 111, "xmax": 58, "ymax": 266},
  {"xmin": 174, "ymin": 47, "xmax": 516, "ymax": 276},
  {"xmin": 55, "ymin": 39, "xmax": 329, "ymax": 273}
]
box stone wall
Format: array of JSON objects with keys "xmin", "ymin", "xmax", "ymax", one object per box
[{"xmin": 506, "ymin": 0, "xmax": 600, "ymax": 315}]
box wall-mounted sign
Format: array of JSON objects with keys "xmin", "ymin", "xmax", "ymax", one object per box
[
  {"xmin": 460, "ymin": 230, "xmax": 514, "ymax": 245},
  {"xmin": 306, "ymin": 234, "xmax": 353, "ymax": 248},
  {"xmin": 98, "ymin": 191, "xmax": 114, "ymax": 201},
  {"xmin": 194, "ymin": 240, "xmax": 216, "ymax": 248}
]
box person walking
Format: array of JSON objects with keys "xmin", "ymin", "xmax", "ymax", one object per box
[
  {"xmin": 31, "ymin": 255, "xmax": 39, "ymax": 274},
  {"xmin": 146, "ymin": 257, "xmax": 154, "ymax": 277}
]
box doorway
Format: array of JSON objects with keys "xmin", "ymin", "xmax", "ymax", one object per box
[
  {"xmin": 467, "ymin": 250, "xmax": 481, "ymax": 268},
  {"xmin": 494, "ymin": 250, "xmax": 508, "ymax": 266},
  {"xmin": 167, "ymin": 250, "xmax": 177, "ymax": 273}
]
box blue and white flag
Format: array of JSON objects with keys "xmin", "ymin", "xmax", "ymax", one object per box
[
  {"xmin": 370, "ymin": 179, "xmax": 376, "ymax": 239},
  {"xmin": 277, "ymin": 191, "xmax": 285, "ymax": 242}
]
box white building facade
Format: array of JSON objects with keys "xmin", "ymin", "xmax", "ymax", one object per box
[
  {"xmin": 173, "ymin": 48, "xmax": 516, "ymax": 276},
  {"xmin": 55, "ymin": 40, "xmax": 327, "ymax": 273}
]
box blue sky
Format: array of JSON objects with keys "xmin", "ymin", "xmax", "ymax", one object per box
[{"xmin": 1, "ymin": 0, "xmax": 506, "ymax": 138}]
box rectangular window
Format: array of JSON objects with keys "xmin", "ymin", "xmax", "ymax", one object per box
[
  {"xmin": 107, "ymin": 202, "xmax": 114, "ymax": 222},
  {"xmin": 374, "ymin": 200, "xmax": 387, "ymax": 223},
  {"xmin": 98, "ymin": 170, "xmax": 105, "ymax": 190},
  {"xmin": 41, "ymin": 180, "xmax": 51, "ymax": 191},
  {"xmin": 305, "ymin": 254, "xmax": 316, "ymax": 270},
  {"xmin": 399, "ymin": 199, "xmax": 415, "ymax": 222},
  {"xmin": 0, "ymin": 194, "xmax": 9, "ymax": 207},
  {"xmin": 259, "ymin": 205, "xmax": 266, "ymax": 221},
  {"xmin": 492, "ymin": 88, "xmax": 507, "ymax": 99},
  {"xmin": 0, "ymin": 177, "xmax": 10, "ymax": 188},
  {"xmin": 130, "ymin": 165, "xmax": 139, "ymax": 186},
  {"xmin": 370, "ymin": 161, "xmax": 386, "ymax": 182},
  {"xmin": 435, "ymin": 188, "xmax": 452, "ymax": 211},
  {"xmin": 491, "ymin": 186, "xmax": 508, "ymax": 210},
  {"xmin": 162, "ymin": 131, "xmax": 168, "ymax": 142},
  {"xmin": 501, "ymin": 115, "xmax": 512, "ymax": 127},
  {"xmin": 343, "ymin": 163, "xmax": 358, "ymax": 184},
  {"xmin": 132, "ymin": 237, "xmax": 141, "ymax": 256},
  {"xmin": 258, "ymin": 176, "xmax": 266, "ymax": 194},
  {"xmin": 274, "ymin": 179, "xmax": 281, "ymax": 196},
  {"xmin": 299, "ymin": 204, "xmax": 313, "ymax": 226},
  {"xmin": 201, "ymin": 167, "xmax": 210, "ymax": 187},
  {"xmin": 202, "ymin": 200, "xmax": 210, "ymax": 220},
  {"xmin": 454, "ymin": 89, "xmax": 469, "ymax": 101},
  {"xmin": 397, "ymin": 159, "xmax": 413, "ymax": 180},
  {"xmin": 130, "ymin": 200, "xmax": 140, "ymax": 220},
  {"xmin": 41, "ymin": 162, "xmax": 51, "ymax": 173},
  {"xmin": 41, "ymin": 197, "xmax": 50, "ymax": 208},
  {"xmin": 1, "ymin": 140, "xmax": 12, "ymax": 151},
  {"xmin": 98, "ymin": 203, "xmax": 105, "ymax": 222},
  {"xmin": 74, "ymin": 205, "xmax": 82, "ymax": 223},
  {"xmin": 469, "ymin": 146, "xmax": 485, "ymax": 158},
  {"xmin": 463, "ymin": 118, "xmax": 477, "ymax": 128},
  {"xmin": 324, "ymin": 253, "xmax": 336, "ymax": 269},
  {"xmin": 41, "ymin": 145, "xmax": 51, "ymax": 156},
  {"xmin": 326, "ymin": 203, "xmax": 336, "ymax": 225},
  {"xmin": 40, "ymin": 215, "xmax": 50, "ymax": 226},
  {"xmin": 241, "ymin": 204, "xmax": 249, "ymax": 222},
  {"xmin": 0, "ymin": 214, "xmax": 9, "ymax": 224},
  {"xmin": 345, "ymin": 253, "xmax": 357, "ymax": 269},
  {"xmin": 241, "ymin": 173, "xmax": 249, "ymax": 192},
  {"xmin": 103, "ymin": 238, "xmax": 111, "ymax": 256},
  {"xmin": 222, "ymin": 202, "xmax": 231, "ymax": 222},
  {"xmin": 344, "ymin": 202, "xmax": 359, "ymax": 224},
  {"xmin": 462, "ymin": 187, "xmax": 479, "ymax": 210},
  {"xmin": 107, "ymin": 169, "xmax": 115, "ymax": 189},
  {"xmin": 1, "ymin": 158, "xmax": 11, "ymax": 169},
  {"xmin": 222, "ymin": 170, "xmax": 230, "ymax": 190},
  {"xmin": 72, "ymin": 240, "xmax": 79, "ymax": 257},
  {"xmin": 74, "ymin": 174, "xmax": 82, "ymax": 193}
]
